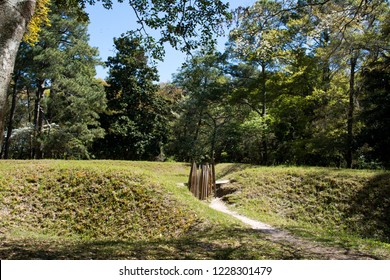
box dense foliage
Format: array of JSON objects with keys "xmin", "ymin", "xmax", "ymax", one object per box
[
  {"xmin": 2, "ymin": 0, "xmax": 389, "ymax": 168},
  {"xmin": 169, "ymin": 0, "xmax": 390, "ymax": 168},
  {"xmin": 1, "ymin": 4, "xmax": 106, "ymax": 159},
  {"xmin": 93, "ymin": 32, "xmax": 170, "ymax": 160}
]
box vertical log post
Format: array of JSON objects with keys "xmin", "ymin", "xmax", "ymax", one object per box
[
  {"xmin": 188, "ymin": 162, "xmax": 216, "ymax": 200},
  {"xmin": 188, "ymin": 161, "xmax": 197, "ymax": 192}
]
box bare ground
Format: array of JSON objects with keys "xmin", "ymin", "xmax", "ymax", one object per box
[{"xmin": 209, "ymin": 198, "xmax": 377, "ymax": 260}]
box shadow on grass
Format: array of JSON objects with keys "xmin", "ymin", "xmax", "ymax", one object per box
[
  {"xmin": 347, "ymin": 173, "xmax": 390, "ymax": 243},
  {"xmin": 216, "ymin": 164, "xmax": 253, "ymax": 180},
  {"xmin": 0, "ymin": 226, "xmax": 327, "ymax": 260}
]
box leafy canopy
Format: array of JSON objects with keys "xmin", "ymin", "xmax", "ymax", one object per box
[
  {"xmin": 25, "ymin": 0, "xmax": 231, "ymax": 55},
  {"xmin": 94, "ymin": 32, "xmax": 170, "ymax": 160}
]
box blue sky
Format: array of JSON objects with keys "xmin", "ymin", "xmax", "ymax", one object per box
[{"xmin": 86, "ymin": 1, "xmax": 256, "ymax": 83}]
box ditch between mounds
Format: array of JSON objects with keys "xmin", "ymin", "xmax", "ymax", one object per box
[{"xmin": 210, "ymin": 181, "xmax": 377, "ymax": 260}]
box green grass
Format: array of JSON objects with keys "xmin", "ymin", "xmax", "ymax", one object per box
[
  {"xmin": 0, "ymin": 161, "xmax": 201, "ymax": 240},
  {"xmin": 215, "ymin": 164, "xmax": 390, "ymax": 259},
  {"xmin": 0, "ymin": 160, "xmax": 306, "ymax": 260},
  {"xmin": 1, "ymin": 160, "xmax": 389, "ymax": 259}
]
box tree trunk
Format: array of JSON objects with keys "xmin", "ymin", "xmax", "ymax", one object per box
[
  {"xmin": 210, "ymin": 116, "xmax": 217, "ymax": 163},
  {"xmin": 0, "ymin": 0, "xmax": 36, "ymax": 149},
  {"xmin": 321, "ymin": 30, "xmax": 331, "ymax": 91},
  {"xmin": 346, "ymin": 51, "xmax": 358, "ymax": 168},
  {"xmin": 190, "ymin": 109, "xmax": 203, "ymax": 160},
  {"xmin": 32, "ymin": 79, "xmax": 44, "ymax": 159},
  {"xmin": 260, "ymin": 61, "xmax": 268, "ymax": 165},
  {"xmin": 261, "ymin": 61, "xmax": 266, "ymax": 117},
  {"xmin": 2, "ymin": 74, "xmax": 19, "ymax": 159}
]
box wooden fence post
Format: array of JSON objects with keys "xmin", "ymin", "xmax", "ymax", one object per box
[
  {"xmin": 188, "ymin": 162, "xmax": 216, "ymax": 200},
  {"xmin": 211, "ymin": 162, "xmax": 216, "ymax": 197},
  {"xmin": 188, "ymin": 161, "xmax": 197, "ymax": 192},
  {"xmin": 203, "ymin": 164, "xmax": 209, "ymax": 200}
]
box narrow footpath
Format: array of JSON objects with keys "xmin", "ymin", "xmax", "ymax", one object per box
[{"xmin": 210, "ymin": 198, "xmax": 376, "ymax": 260}]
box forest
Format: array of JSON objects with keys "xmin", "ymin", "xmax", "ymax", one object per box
[{"xmin": 1, "ymin": 0, "xmax": 389, "ymax": 169}]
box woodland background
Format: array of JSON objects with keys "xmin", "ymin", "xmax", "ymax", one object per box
[{"xmin": 1, "ymin": 0, "xmax": 389, "ymax": 169}]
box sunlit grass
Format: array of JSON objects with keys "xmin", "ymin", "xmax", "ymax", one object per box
[
  {"xmin": 216, "ymin": 164, "xmax": 390, "ymax": 259},
  {"xmin": 1, "ymin": 161, "xmax": 389, "ymax": 259},
  {"xmin": 1, "ymin": 160, "xmax": 287, "ymax": 259}
]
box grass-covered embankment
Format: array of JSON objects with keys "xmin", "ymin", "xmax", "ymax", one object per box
[
  {"xmin": 216, "ymin": 164, "xmax": 390, "ymax": 258},
  {"xmin": 0, "ymin": 160, "xmax": 301, "ymax": 260},
  {"xmin": 1, "ymin": 161, "xmax": 389, "ymax": 259},
  {"xmin": 0, "ymin": 161, "xmax": 200, "ymax": 240}
]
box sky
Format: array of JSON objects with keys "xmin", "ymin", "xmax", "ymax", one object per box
[{"xmin": 85, "ymin": 0, "xmax": 256, "ymax": 83}]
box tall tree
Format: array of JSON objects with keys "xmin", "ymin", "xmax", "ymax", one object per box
[
  {"xmin": 171, "ymin": 52, "xmax": 239, "ymax": 162},
  {"xmin": 228, "ymin": 0, "xmax": 292, "ymax": 164},
  {"xmin": 0, "ymin": 0, "xmax": 36, "ymax": 150},
  {"xmin": 94, "ymin": 32, "xmax": 169, "ymax": 160},
  {"xmin": 309, "ymin": 0, "xmax": 390, "ymax": 167},
  {"xmin": 229, "ymin": 0, "xmax": 290, "ymax": 117},
  {"xmin": 358, "ymin": 58, "xmax": 390, "ymax": 168},
  {"xmin": 166, "ymin": 0, "xmax": 390, "ymax": 167},
  {"xmin": 0, "ymin": 42, "xmax": 34, "ymax": 159},
  {"xmin": 358, "ymin": 9, "xmax": 390, "ymax": 168},
  {"xmin": 3, "ymin": 4, "xmax": 107, "ymax": 159}
]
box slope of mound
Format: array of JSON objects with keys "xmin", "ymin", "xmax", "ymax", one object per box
[
  {"xmin": 0, "ymin": 161, "xmax": 201, "ymax": 240},
  {"xmin": 2, "ymin": 161, "xmax": 389, "ymax": 260},
  {"xmin": 216, "ymin": 165, "xmax": 390, "ymax": 243}
]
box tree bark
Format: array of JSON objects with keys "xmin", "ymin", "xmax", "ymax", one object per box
[
  {"xmin": 260, "ymin": 61, "xmax": 268, "ymax": 165},
  {"xmin": 209, "ymin": 115, "xmax": 217, "ymax": 163},
  {"xmin": 346, "ymin": 51, "xmax": 359, "ymax": 168},
  {"xmin": 2, "ymin": 73, "xmax": 19, "ymax": 158},
  {"xmin": 0, "ymin": 0, "xmax": 36, "ymax": 149},
  {"xmin": 261, "ymin": 61, "xmax": 266, "ymax": 117},
  {"xmin": 32, "ymin": 79, "xmax": 44, "ymax": 159}
]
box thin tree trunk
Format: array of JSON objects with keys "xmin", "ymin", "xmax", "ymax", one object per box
[
  {"xmin": 27, "ymin": 88, "xmax": 32, "ymax": 123},
  {"xmin": 2, "ymin": 74, "xmax": 19, "ymax": 158},
  {"xmin": 346, "ymin": 52, "xmax": 358, "ymax": 168},
  {"xmin": 193, "ymin": 114, "xmax": 202, "ymax": 143},
  {"xmin": 321, "ymin": 30, "xmax": 331, "ymax": 91},
  {"xmin": 191, "ymin": 109, "xmax": 203, "ymax": 160},
  {"xmin": 261, "ymin": 61, "xmax": 266, "ymax": 117},
  {"xmin": 210, "ymin": 117, "xmax": 217, "ymax": 163},
  {"xmin": 32, "ymin": 80, "xmax": 44, "ymax": 159},
  {"xmin": 0, "ymin": 0, "xmax": 36, "ymax": 149},
  {"xmin": 261, "ymin": 61, "xmax": 268, "ymax": 165},
  {"xmin": 27, "ymin": 87, "xmax": 34, "ymax": 156}
]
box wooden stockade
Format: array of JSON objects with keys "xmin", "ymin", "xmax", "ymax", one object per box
[{"xmin": 188, "ymin": 162, "xmax": 216, "ymax": 200}]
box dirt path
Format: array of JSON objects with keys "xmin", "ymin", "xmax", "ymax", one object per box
[{"xmin": 210, "ymin": 198, "xmax": 376, "ymax": 260}]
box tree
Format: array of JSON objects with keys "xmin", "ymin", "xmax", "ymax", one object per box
[
  {"xmin": 0, "ymin": 42, "xmax": 34, "ymax": 159},
  {"xmin": 227, "ymin": 0, "xmax": 293, "ymax": 164},
  {"xmin": 170, "ymin": 52, "xmax": 242, "ymax": 163},
  {"xmin": 93, "ymin": 32, "xmax": 170, "ymax": 160},
  {"xmin": 161, "ymin": 0, "xmax": 390, "ymax": 167},
  {"xmin": 357, "ymin": 10, "xmax": 390, "ymax": 168},
  {"xmin": 225, "ymin": 62, "xmax": 274, "ymax": 164},
  {"xmin": 308, "ymin": 0, "xmax": 390, "ymax": 167},
  {"xmin": 268, "ymin": 49, "xmax": 329, "ymax": 165},
  {"xmin": 0, "ymin": 0, "xmax": 36, "ymax": 150},
  {"xmin": 358, "ymin": 58, "xmax": 390, "ymax": 168},
  {"xmin": 229, "ymin": 0, "xmax": 291, "ymax": 117},
  {"xmin": 2, "ymin": 4, "xmax": 107, "ymax": 159},
  {"xmin": 0, "ymin": 0, "xmax": 231, "ymax": 150}
]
